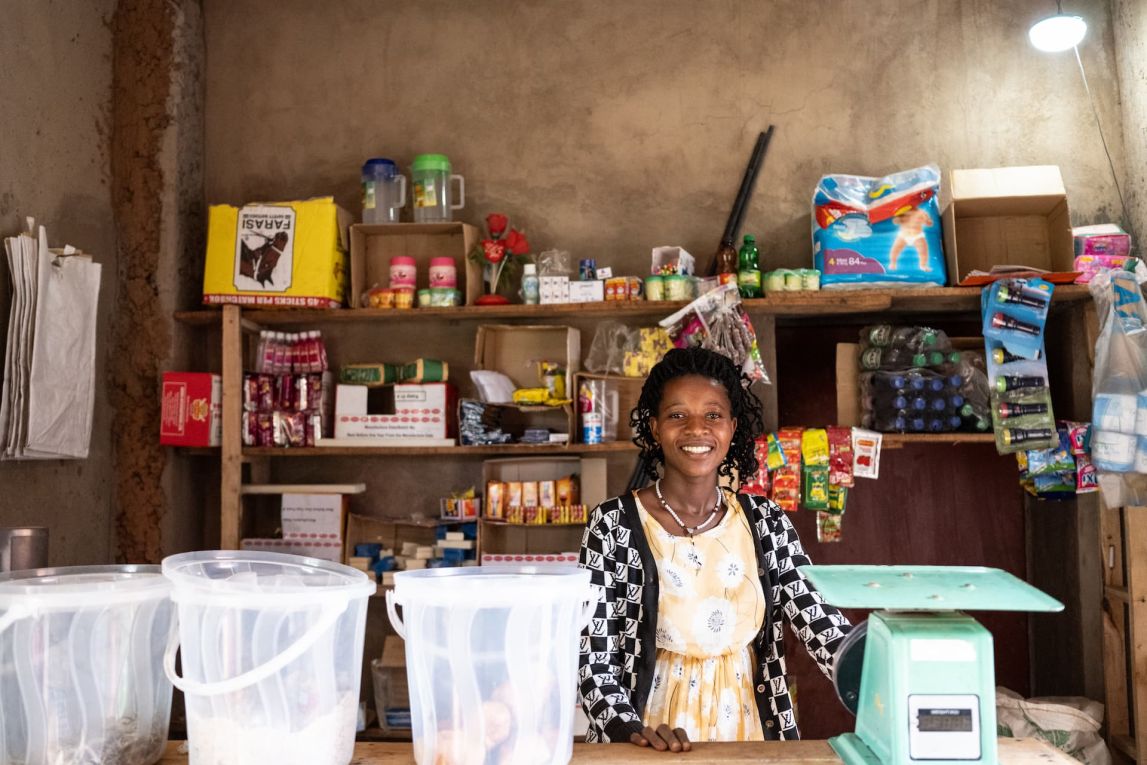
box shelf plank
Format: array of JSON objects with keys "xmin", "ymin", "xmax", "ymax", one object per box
[
  {"xmin": 243, "ymin": 442, "xmax": 639, "ymax": 458},
  {"xmin": 173, "ymin": 285, "xmax": 1093, "ymax": 326},
  {"xmin": 881, "ymin": 433, "xmax": 998, "ymax": 449}
]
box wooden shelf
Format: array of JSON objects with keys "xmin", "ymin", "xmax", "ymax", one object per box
[
  {"xmin": 242, "ymin": 441, "xmax": 639, "ymax": 458},
  {"xmin": 881, "ymin": 432, "xmax": 998, "ymax": 449},
  {"xmin": 173, "ymin": 285, "xmax": 1092, "ymax": 326}
]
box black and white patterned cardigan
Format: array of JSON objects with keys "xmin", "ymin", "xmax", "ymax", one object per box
[{"xmin": 577, "ymin": 491, "xmax": 851, "ymax": 743}]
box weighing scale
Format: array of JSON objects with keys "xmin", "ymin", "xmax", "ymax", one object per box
[{"xmin": 801, "ymin": 565, "xmax": 1064, "ymax": 765}]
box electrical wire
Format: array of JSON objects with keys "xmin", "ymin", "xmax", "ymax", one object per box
[{"xmin": 1073, "ymin": 44, "xmax": 1134, "ymax": 237}]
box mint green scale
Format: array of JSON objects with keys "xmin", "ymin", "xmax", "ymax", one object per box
[{"xmin": 801, "ymin": 565, "xmax": 1063, "ymax": 765}]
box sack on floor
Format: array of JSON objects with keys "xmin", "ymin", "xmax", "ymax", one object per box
[{"xmin": 996, "ymin": 686, "xmax": 1110, "ymax": 764}]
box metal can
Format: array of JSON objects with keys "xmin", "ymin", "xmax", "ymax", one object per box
[
  {"xmin": 582, "ymin": 412, "xmax": 603, "ymax": 445},
  {"xmin": 579, "ymin": 258, "xmax": 597, "ymax": 281}
]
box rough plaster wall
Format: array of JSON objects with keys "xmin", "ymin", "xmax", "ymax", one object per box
[
  {"xmin": 156, "ymin": 2, "xmax": 209, "ymax": 558},
  {"xmin": 204, "ymin": 0, "xmax": 1128, "ymax": 272},
  {"xmin": 1114, "ymin": 0, "xmax": 1147, "ymax": 246},
  {"xmin": 0, "ymin": 0, "xmax": 116, "ymax": 566},
  {"xmin": 111, "ymin": 0, "xmax": 198, "ymax": 563}
]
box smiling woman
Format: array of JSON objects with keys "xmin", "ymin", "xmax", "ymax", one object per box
[{"xmin": 578, "ymin": 348, "xmax": 852, "ymax": 752}]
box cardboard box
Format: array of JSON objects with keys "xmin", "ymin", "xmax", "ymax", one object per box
[
  {"xmin": 540, "ymin": 275, "xmax": 569, "ymax": 304},
  {"xmin": 942, "ymin": 166, "xmax": 1073, "ymax": 285},
  {"xmin": 474, "ymin": 325, "xmax": 580, "ymax": 396},
  {"xmin": 567, "ymin": 280, "xmax": 605, "ymax": 303},
  {"xmin": 203, "ymin": 197, "xmax": 351, "ymax": 308},
  {"xmin": 160, "ymin": 372, "xmax": 222, "ymax": 447},
  {"xmin": 334, "ymin": 383, "xmax": 458, "ymax": 442},
  {"xmin": 480, "ymin": 552, "xmax": 579, "ymax": 566},
  {"xmin": 482, "ymin": 457, "xmax": 607, "ymax": 510},
  {"xmin": 351, "ymin": 223, "xmax": 480, "ymax": 308},
  {"xmin": 240, "ymin": 537, "xmax": 344, "ymax": 563},
  {"xmin": 343, "ymin": 513, "xmax": 439, "ymax": 563},
  {"xmin": 281, "ymin": 493, "xmax": 348, "ymax": 541}
]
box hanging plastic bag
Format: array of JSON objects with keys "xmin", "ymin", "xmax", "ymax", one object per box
[
  {"xmin": 584, "ymin": 321, "xmax": 637, "ymax": 376},
  {"xmin": 1088, "ymin": 270, "xmax": 1147, "ymax": 503},
  {"xmin": 658, "ymin": 283, "xmax": 771, "ymax": 384}
]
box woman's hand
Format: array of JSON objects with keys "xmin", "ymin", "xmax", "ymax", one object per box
[{"xmin": 630, "ymin": 724, "xmax": 692, "ymax": 752}]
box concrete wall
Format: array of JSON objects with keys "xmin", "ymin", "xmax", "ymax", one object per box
[
  {"xmin": 204, "ymin": 0, "xmax": 1128, "ymax": 273},
  {"xmin": 1115, "ymin": 0, "xmax": 1147, "ymax": 245},
  {"xmin": 0, "ymin": 0, "xmax": 117, "ymax": 567}
]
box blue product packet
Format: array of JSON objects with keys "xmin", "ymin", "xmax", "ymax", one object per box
[
  {"xmin": 812, "ymin": 165, "xmax": 947, "ymax": 288},
  {"xmin": 981, "ymin": 277, "xmax": 1053, "ymax": 360}
]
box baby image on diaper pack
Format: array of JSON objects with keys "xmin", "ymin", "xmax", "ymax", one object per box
[{"xmin": 812, "ymin": 164, "xmax": 947, "ymax": 288}]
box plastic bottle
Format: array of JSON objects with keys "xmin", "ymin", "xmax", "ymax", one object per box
[
  {"xmin": 860, "ymin": 346, "xmax": 946, "ymax": 371},
  {"xmin": 737, "ymin": 235, "xmax": 762, "ymax": 298},
  {"xmin": 521, "ymin": 263, "xmax": 540, "ymax": 305}
]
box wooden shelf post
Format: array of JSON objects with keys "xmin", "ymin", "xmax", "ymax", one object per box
[{"xmin": 220, "ymin": 305, "xmax": 243, "ymax": 549}]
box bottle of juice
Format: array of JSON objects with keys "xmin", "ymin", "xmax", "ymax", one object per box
[{"xmin": 737, "ymin": 234, "xmax": 761, "ymax": 298}]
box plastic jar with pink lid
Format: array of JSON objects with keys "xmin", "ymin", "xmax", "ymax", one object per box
[
  {"xmin": 389, "ymin": 256, "xmax": 417, "ymax": 290},
  {"xmin": 428, "ymin": 257, "xmax": 457, "ymax": 289}
]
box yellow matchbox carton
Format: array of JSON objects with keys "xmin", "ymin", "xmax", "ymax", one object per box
[{"xmin": 203, "ymin": 196, "xmax": 352, "ymax": 308}]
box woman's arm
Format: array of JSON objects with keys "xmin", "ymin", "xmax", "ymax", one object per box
[
  {"xmin": 759, "ymin": 497, "xmax": 853, "ymax": 680},
  {"xmin": 578, "ymin": 503, "xmax": 646, "ymax": 742}
]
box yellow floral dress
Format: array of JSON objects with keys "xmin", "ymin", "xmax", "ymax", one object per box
[{"xmin": 637, "ymin": 489, "xmax": 766, "ymax": 742}]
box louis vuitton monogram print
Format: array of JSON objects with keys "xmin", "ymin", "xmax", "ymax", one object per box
[{"xmin": 578, "ymin": 492, "xmax": 851, "ymax": 743}]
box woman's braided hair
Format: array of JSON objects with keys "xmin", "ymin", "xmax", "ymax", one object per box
[{"xmin": 630, "ymin": 347, "xmax": 765, "ymax": 482}]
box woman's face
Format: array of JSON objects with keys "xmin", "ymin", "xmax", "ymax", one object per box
[{"xmin": 650, "ymin": 374, "xmax": 737, "ymax": 481}]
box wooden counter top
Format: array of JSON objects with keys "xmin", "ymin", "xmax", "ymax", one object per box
[{"xmin": 160, "ymin": 737, "xmax": 1072, "ymax": 763}]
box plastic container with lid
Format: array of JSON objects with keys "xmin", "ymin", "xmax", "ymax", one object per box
[
  {"xmin": 163, "ymin": 550, "xmax": 374, "ymax": 765},
  {"xmin": 386, "ymin": 567, "xmax": 597, "ymax": 765},
  {"xmin": 411, "ymin": 154, "xmax": 465, "ymax": 223},
  {"xmin": 428, "ymin": 257, "xmax": 457, "ymax": 289},
  {"xmin": 0, "ymin": 565, "xmax": 176, "ymax": 765},
  {"xmin": 390, "ymin": 256, "xmax": 417, "ymax": 289},
  {"xmin": 361, "ymin": 158, "xmax": 407, "ymax": 224}
]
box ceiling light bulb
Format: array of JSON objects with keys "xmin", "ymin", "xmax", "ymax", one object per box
[{"xmin": 1028, "ymin": 13, "xmax": 1087, "ymax": 52}]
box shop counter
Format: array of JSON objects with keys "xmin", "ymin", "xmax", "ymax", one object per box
[{"xmin": 160, "ymin": 737, "xmax": 1073, "ymax": 763}]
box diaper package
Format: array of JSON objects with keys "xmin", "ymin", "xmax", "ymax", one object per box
[{"xmin": 812, "ymin": 165, "xmax": 947, "ymax": 288}]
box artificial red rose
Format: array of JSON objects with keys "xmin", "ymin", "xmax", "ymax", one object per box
[
  {"xmin": 504, "ymin": 228, "xmax": 530, "ymax": 255},
  {"xmin": 486, "ymin": 213, "xmax": 508, "ymax": 239},
  {"xmin": 482, "ymin": 240, "xmax": 506, "ymax": 264}
]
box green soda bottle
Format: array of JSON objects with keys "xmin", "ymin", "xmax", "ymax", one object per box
[{"xmin": 737, "ymin": 234, "xmax": 761, "ymax": 298}]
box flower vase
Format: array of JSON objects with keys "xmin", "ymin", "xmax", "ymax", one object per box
[{"xmin": 475, "ymin": 262, "xmax": 511, "ymax": 306}]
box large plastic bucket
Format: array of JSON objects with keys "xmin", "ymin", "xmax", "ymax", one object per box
[
  {"xmin": 386, "ymin": 566, "xmax": 597, "ymax": 765},
  {"xmin": 0, "ymin": 565, "xmax": 175, "ymax": 765},
  {"xmin": 162, "ymin": 551, "xmax": 374, "ymax": 765}
]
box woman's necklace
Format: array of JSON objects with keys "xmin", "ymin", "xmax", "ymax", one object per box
[{"xmin": 654, "ymin": 479, "xmax": 723, "ymax": 537}]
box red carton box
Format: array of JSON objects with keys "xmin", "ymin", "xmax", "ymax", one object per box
[{"xmin": 160, "ymin": 372, "xmax": 222, "ymax": 447}]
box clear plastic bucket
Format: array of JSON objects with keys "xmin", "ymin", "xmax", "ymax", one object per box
[
  {"xmin": 386, "ymin": 566, "xmax": 598, "ymax": 765},
  {"xmin": 0, "ymin": 565, "xmax": 176, "ymax": 765},
  {"xmin": 163, "ymin": 551, "xmax": 374, "ymax": 765}
]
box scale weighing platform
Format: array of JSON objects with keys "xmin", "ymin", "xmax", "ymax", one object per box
[{"xmin": 801, "ymin": 565, "xmax": 1063, "ymax": 765}]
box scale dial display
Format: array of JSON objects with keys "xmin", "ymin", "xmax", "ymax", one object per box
[{"xmin": 908, "ymin": 694, "xmax": 980, "ymax": 760}]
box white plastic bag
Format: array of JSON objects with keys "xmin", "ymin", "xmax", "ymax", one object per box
[
  {"xmin": 996, "ymin": 687, "xmax": 1110, "ymax": 764},
  {"xmin": 1089, "ymin": 270, "xmax": 1147, "ymax": 501}
]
